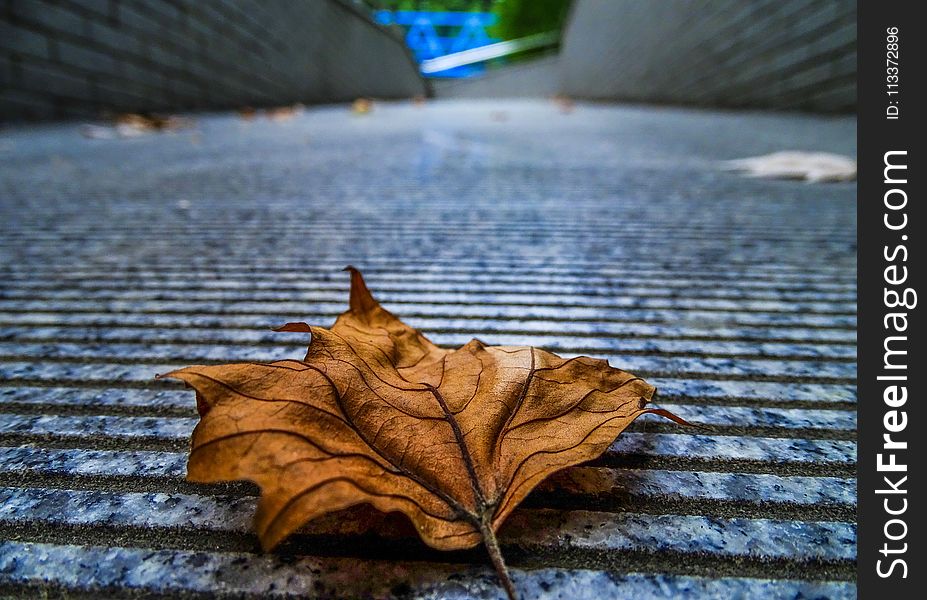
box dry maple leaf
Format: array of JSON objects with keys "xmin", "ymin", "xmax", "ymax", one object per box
[{"xmin": 162, "ymin": 268, "xmax": 683, "ymax": 599}]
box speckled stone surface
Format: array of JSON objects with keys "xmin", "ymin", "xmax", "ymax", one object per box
[
  {"xmin": 0, "ymin": 487, "xmax": 856, "ymax": 562},
  {"xmin": 0, "ymin": 315, "xmax": 859, "ymax": 343},
  {"xmin": 0, "ymin": 99, "xmax": 855, "ymax": 598},
  {"xmin": 0, "ymin": 342, "xmax": 857, "ymax": 378},
  {"xmin": 0, "ymin": 361, "xmax": 857, "ymax": 401},
  {"xmin": 0, "ymin": 542, "xmax": 855, "ymax": 599},
  {"xmin": 0, "ymin": 326, "xmax": 857, "ymax": 358},
  {"xmin": 0, "ymin": 413, "xmax": 856, "ymax": 465},
  {"xmin": 0, "ymin": 447, "xmax": 856, "ymax": 506}
]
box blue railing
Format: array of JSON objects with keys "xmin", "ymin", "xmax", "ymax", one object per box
[{"xmin": 373, "ymin": 10, "xmax": 500, "ymax": 78}]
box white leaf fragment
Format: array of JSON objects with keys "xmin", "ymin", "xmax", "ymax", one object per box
[{"xmin": 724, "ymin": 151, "xmax": 856, "ymax": 183}]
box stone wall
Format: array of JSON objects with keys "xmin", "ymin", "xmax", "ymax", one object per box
[
  {"xmin": 560, "ymin": 0, "xmax": 855, "ymax": 112},
  {"xmin": 0, "ymin": 0, "xmax": 426, "ymax": 120}
]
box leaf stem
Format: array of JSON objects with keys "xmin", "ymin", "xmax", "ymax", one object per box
[{"xmin": 480, "ymin": 520, "xmax": 517, "ymax": 600}]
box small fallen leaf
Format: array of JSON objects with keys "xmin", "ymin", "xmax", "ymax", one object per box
[
  {"xmin": 266, "ymin": 104, "xmax": 304, "ymax": 122},
  {"xmin": 118, "ymin": 113, "xmax": 192, "ymax": 133},
  {"xmin": 724, "ymin": 151, "xmax": 856, "ymax": 182},
  {"xmin": 352, "ymin": 98, "xmax": 373, "ymax": 114},
  {"xmin": 163, "ymin": 268, "xmax": 682, "ymax": 599},
  {"xmin": 81, "ymin": 113, "xmax": 193, "ymax": 139},
  {"xmin": 551, "ymin": 94, "xmax": 575, "ymax": 114}
]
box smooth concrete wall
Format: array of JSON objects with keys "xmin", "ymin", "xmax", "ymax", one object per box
[
  {"xmin": 1, "ymin": 0, "xmax": 427, "ymax": 120},
  {"xmin": 559, "ymin": 0, "xmax": 855, "ymax": 112}
]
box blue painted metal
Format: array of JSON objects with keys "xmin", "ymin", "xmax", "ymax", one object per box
[
  {"xmin": 373, "ymin": 10, "xmax": 500, "ymax": 78},
  {"xmin": 374, "ymin": 10, "xmax": 497, "ymax": 27}
]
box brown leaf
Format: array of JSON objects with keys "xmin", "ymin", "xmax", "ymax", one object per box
[
  {"xmin": 115, "ymin": 113, "xmax": 192, "ymax": 133},
  {"xmin": 81, "ymin": 113, "xmax": 194, "ymax": 139},
  {"xmin": 551, "ymin": 94, "xmax": 576, "ymax": 114},
  {"xmin": 266, "ymin": 104, "xmax": 304, "ymax": 122},
  {"xmin": 162, "ymin": 268, "xmax": 674, "ymax": 599},
  {"xmin": 352, "ymin": 98, "xmax": 373, "ymax": 114}
]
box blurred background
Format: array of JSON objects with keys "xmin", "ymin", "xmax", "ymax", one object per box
[
  {"xmin": 0, "ymin": 2, "xmax": 858, "ymax": 599},
  {"xmin": 1, "ymin": 0, "xmax": 855, "ymax": 119}
]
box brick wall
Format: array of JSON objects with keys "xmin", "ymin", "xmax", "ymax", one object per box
[
  {"xmin": 0, "ymin": 0, "xmax": 426, "ymax": 121},
  {"xmin": 560, "ymin": 0, "xmax": 856, "ymax": 112}
]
